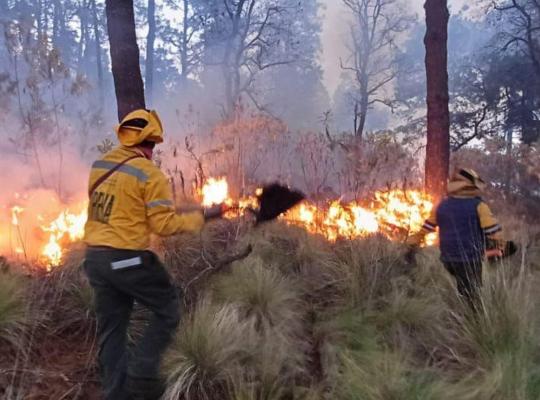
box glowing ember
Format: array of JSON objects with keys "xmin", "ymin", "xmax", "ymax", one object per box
[{"xmin": 201, "ymin": 178, "xmax": 229, "ymax": 206}]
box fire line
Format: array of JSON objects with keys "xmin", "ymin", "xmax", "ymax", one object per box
[{"xmin": 3, "ymin": 178, "xmax": 436, "ymax": 268}]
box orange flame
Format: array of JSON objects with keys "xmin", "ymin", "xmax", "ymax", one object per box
[
  {"xmin": 2, "ymin": 178, "xmax": 436, "ymax": 270},
  {"xmin": 41, "ymin": 208, "xmax": 87, "ymax": 267},
  {"xmin": 282, "ymin": 191, "xmax": 434, "ymax": 245},
  {"xmin": 201, "ymin": 178, "xmax": 437, "ymax": 245},
  {"xmin": 201, "ymin": 178, "xmax": 229, "ymax": 207}
]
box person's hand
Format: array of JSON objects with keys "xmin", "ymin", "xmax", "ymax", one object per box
[
  {"xmin": 203, "ymin": 203, "xmax": 228, "ymax": 220},
  {"xmin": 485, "ymin": 248, "xmax": 503, "ymax": 260},
  {"xmin": 486, "ymin": 240, "xmax": 518, "ymax": 261}
]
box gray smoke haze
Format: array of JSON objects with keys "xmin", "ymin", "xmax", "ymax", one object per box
[{"xmin": 320, "ymin": 0, "xmax": 479, "ymax": 96}]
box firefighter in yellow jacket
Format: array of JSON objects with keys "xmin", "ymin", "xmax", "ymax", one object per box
[
  {"xmin": 83, "ymin": 109, "xmax": 225, "ymax": 400},
  {"xmin": 406, "ymin": 168, "xmax": 508, "ymax": 307}
]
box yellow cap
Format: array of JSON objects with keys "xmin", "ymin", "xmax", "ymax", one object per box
[{"xmin": 115, "ymin": 109, "xmax": 164, "ymax": 146}]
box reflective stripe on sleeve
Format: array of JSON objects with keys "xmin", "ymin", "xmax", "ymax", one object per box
[
  {"xmin": 147, "ymin": 199, "xmax": 174, "ymax": 209},
  {"xmin": 422, "ymin": 221, "xmax": 437, "ymax": 232},
  {"xmin": 484, "ymin": 224, "xmax": 502, "ymax": 235},
  {"xmin": 92, "ymin": 160, "xmax": 149, "ymax": 182}
]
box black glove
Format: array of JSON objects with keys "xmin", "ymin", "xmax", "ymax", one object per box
[
  {"xmin": 203, "ymin": 203, "xmax": 226, "ymax": 220},
  {"xmin": 404, "ymin": 247, "xmax": 418, "ymax": 265},
  {"xmin": 503, "ymin": 240, "xmax": 518, "ymax": 258},
  {"xmin": 486, "ymin": 240, "xmax": 518, "ymax": 261}
]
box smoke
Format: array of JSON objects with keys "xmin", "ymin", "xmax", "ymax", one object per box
[
  {"xmin": 319, "ymin": 0, "xmax": 484, "ymax": 97},
  {"xmin": 319, "ymin": 1, "xmax": 349, "ymax": 97},
  {"xmin": 0, "ymin": 0, "xmax": 501, "ymax": 263}
]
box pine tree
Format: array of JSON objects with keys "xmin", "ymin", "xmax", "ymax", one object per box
[
  {"xmin": 424, "ymin": 0, "xmax": 450, "ymax": 200},
  {"xmin": 105, "ymin": 0, "xmax": 146, "ymax": 120}
]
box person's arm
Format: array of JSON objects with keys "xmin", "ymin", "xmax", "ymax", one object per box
[
  {"xmin": 406, "ymin": 207, "xmax": 438, "ymax": 247},
  {"xmin": 144, "ymin": 168, "xmax": 205, "ymax": 236},
  {"xmin": 477, "ymin": 202, "xmax": 504, "ymax": 251}
]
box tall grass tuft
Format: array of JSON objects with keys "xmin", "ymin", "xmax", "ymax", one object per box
[
  {"xmin": 336, "ymin": 350, "xmax": 452, "ymax": 400},
  {"xmin": 158, "ymin": 225, "xmax": 540, "ymax": 400},
  {"xmin": 331, "ymin": 236, "xmax": 407, "ymax": 309},
  {"xmin": 0, "ymin": 271, "xmax": 28, "ymax": 351},
  {"xmin": 162, "ymin": 301, "xmax": 257, "ymax": 400},
  {"xmin": 45, "ymin": 248, "xmax": 95, "ymax": 335},
  {"xmin": 210, "ymin": 257, "xmax": 303, "ymax": 331},
  {"xmin": 211, "ymin": 257, "xmax": 308, "ymax": 398},
  {"xmin": 439, "ymin": 266, "xmax": 540, "ymax": 400}
]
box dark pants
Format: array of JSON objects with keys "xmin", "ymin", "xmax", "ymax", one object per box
[
  {"xmin": 443, "ymin": 260, "xmax": 482, "ymax": 309},
  {"xmin": 83, "ymin": 248, "xmax": 180, "ymax": 400}
]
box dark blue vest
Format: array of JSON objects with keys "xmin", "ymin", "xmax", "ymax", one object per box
[{"xmin": 436, "ymin": 197, "xmax": 485, "ymax": 263}]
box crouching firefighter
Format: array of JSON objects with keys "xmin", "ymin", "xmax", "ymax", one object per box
[
  {"xmin": 406, "ymin": 168, "xmax": 508, "ymax": 308},
  {"xmin": 83, "ymin": 109, "xmax": 225, "ymax": 400}
]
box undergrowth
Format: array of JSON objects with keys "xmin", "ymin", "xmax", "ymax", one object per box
[
  {"xmin": 2, "ymin": 220, "xmax": 539, "ymax": 400},
  {"xmin": 160, "ymin": 221, "xmax": 540, "ymax": 400}
]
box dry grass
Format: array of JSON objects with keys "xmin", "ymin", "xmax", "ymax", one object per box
[
  {"xmin": 210, "ymin": 257, "xmax": 304, "ymax": 331},
  {"xmin": 158, "ymin": 220, "xmax": 540, "ymax": 400},
  {"xmin": 3, "ymin": 217, "xmax": 540, "ymax": 400},
  {"xmin": 162, "ymin": 301, "xmax": 257, "ymax": 400},
  {"xmin": 0, "ymin": 270, "xmax": 29, "ymax": 352}
]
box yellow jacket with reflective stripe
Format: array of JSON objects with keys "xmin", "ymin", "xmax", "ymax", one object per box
[{"xmin": 83, "ymin": 146, "xmax": 204, "ymax": 250}]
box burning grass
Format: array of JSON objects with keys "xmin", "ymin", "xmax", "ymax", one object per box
[{"xmin": 1, "ymin": 177, "xmax": 437, "ymax": 271}]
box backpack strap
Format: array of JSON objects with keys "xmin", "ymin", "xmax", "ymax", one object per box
[{"xmin": 89, "ymin": 155, "xmax": 143, "ymax": 197}]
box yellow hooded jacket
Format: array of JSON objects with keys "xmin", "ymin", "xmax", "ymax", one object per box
[{"xmin": 83, "ymin": 146, "xmax": 204, "ymax": 250}]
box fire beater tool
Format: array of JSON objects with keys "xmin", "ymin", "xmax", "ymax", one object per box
[
  {"xmin": 182, "ymin": 183, "xmax": 306, "ymax": 292},
  {"xmin": 248, "ymin": 183, "xmax": 306, "ymax": 225}
]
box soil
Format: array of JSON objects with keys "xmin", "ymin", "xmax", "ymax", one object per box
[{"xmin": 1, "ymin": 331, "xmax": 101, "ymax": 400}]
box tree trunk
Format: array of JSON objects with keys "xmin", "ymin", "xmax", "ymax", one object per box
[
  {"xmin": 504, "ymin": 128, "xmax": 513, "ymax": 193},
  {"xmin": 78, "ymin": 2, "xmax": 89, "ymax": 71},
  {"xmin": 355, "ymin": 82, "xmax": 368, "ymax": 139},
  {"xmin": 222, "ymin": 2, "xmax": 244, "ymax": 119},
  {"xmin": 145, "ymin": 0, "xmax": 156, "ymax": 105},
  {"xmin": 53, "ymin": 0, "xmax": 61, "ymax": 48},
  {"xmin": 105, "ymin": 0, "xmax": 146, "ymax": 121},
  {"xmin": 36, "ymin": 0, "xmax": 43, "ymax": 39},
  {"xmin": 91, "ymin": 0, "xmax": 104, "ymax": 106},
  {"xmin": 180, "ymin": 0, "xmax": 189, "ymax": 84},
  {"xmin": 424, "ymin": 0, "xmax": 450, "ymax": 201}
]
